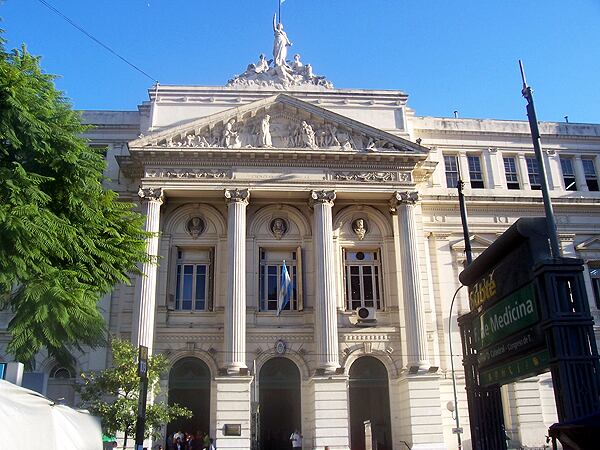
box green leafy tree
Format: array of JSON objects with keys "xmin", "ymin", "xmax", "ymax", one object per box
[
  {"xmin": 79, "ymin": 338, "xmax": 192, "ymax": 449},
  {"xmin": 0, "ymin": 32, "xmax": 149, "ymax": 365}
]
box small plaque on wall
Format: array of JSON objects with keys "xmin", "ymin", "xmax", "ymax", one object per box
[{"xmin": 223, "ymin": 424, "xmax": 242, "ymax": 436}]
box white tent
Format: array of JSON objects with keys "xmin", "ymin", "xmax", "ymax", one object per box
[{"xmin": 0, "ymin": 379, "xmax": 102, "ymax": 450}]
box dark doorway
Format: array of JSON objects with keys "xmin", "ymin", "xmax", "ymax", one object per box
[
  {"xmin": 167, "ymin": 357, "xmax": 211, "ymax": 438},
  {"xmin": 349, "ymin": 357, "xmax": 392, "ymax": 450},
  {"xmin": 259, "ymin": 357, "xmax": 301, "ymax": 450}
]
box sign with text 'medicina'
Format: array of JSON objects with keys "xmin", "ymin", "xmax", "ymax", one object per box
[{"xmin": 464, "ymin": 232, "xmax": 548, "ymax": 386}]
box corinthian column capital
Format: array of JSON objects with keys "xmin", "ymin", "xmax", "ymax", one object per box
[
  {"xmin": 389, "ymin": 190, "xmax": 419, "ymax": 213},
  {"xmin": 224, "ymin": 188, "xmax": 250, "ymax": 204},
  {"xmin": 309, "ymin": 190, "xmax": 336, "ymax": 207},
  {"xmin": 138, "ymin": 186, "xmax": 164, "ymax": 204}
]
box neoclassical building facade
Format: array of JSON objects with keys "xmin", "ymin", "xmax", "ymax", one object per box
[{"xmin": 2, "ymin": 52, "xmax": 600, "ymax": 450}]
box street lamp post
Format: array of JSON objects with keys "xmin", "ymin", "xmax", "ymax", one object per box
[{"xmin": 448, "ymin": 175, "xmax": 473, "ymax": 450}]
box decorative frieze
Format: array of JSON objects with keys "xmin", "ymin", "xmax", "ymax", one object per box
[
  {"xmin": 145, "ymin": 169, "xmax": 232, "ymax": 179},
  {"xmin": 332, "ymin": 171, "xmax": 410, "ymax": 183},
  {"xmin": 342, "ymin": 334, "xmax": 393, "ymax": 342}
]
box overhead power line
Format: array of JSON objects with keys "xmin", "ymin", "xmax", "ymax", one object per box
[{"xmin": 35, "ymin": 0, "xmax": 158, "ymax": 83}]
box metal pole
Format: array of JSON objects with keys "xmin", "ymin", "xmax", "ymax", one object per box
[
  {"xmin": 457, "ymin": 176, "xmax": 473, "ymax": 265},
  {"xmin": 134, "ymin": 345, "xmax": 149, "ymax": 450},
  {"xmin": 519, "ymin": 60, "xmax": 561, "ymax": 258},
  {"xmin": 449, "ymin": 174, "xmax": 472, "ymax": 450},
  {"xmin": 278, "ymin": 0, "xmax": 281, "ymax": 25},
  {"xmin": 449, "ymin": 285, "xmax": 465, "ymax": 450}
]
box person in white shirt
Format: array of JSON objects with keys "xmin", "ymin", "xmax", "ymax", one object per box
[{"xmin": 289, "ymin": 429, "xmax": 302, "ymax": 450}]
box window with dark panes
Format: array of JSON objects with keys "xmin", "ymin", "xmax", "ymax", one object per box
[
  {"xmin": 560, "ymin": 158, "xmax": 577, "ymax": 191},
  {"xmin": 444, "ymin": 155, "xmax": 459, "ymax": 188},
  {"xmin": 468, "ymin": 155, "xmax": 484, "ymax": 188},
  {"xmin": 344, "ymin": 250, "xmax": 382, "ymax": 310},
  {"xmin": 589, "ymin": 266, "xmax": 600, "ymax": 309},
  {"xmin": 503, "ymin": 156, "xmax": 520, "ymax": 189},
  {"xmin": 526, "ymin": 157, "xmax": 541, "ymax": 190},
  {"xmin": 175, "ymin": 248, "xmax": 212, "ymax": 311},
  {"xmin": 259, "ymin": 248, "xmax": 300, "ymax": 311},
  {"xmin": 582, "ymin": 159, "xmax": 599, "ymax": 191}
]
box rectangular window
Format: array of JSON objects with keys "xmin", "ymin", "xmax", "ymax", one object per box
[
  {"xmin": 560, "ymin": 158, "xmax": 577, "ymax": 191},
  {"xmin": 259, "ymin": 249, "xmax": 300, "ymax": 312},
  {"xmin": 590, "ymin": 267, "xmax": 600, "ymax": 309},
  {"xmin": 468, "ymin": 155, "xmax": 484, "ymax": 188},
  {"xmin": 526, "ymin": 157, "xmax": 541, "ymax": 190},
  {"xmin": 444, "ymin": 155, "xmax": 459, "ymax": 188},
  {"xmin": 175, "ymin": 249, "xmax": 212, "ymax": 311},
  {"xmin": 344, "ymin": 250, "xmax": 382, "ymax": 311},
  {"xmin": 503, "ymin": 156, "xmax": 520, "ymax": 190},
  {"xmin": 582, "ymin": 159, "xmax": 599, "ymax": 191}
]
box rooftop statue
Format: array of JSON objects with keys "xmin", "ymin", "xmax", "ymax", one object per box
[
  {"xmin": 273, "ymin": 14, "xmax": 292, "ymax": 67},
  {"xmin": 227, "ymin": 15, "xmax": 333, "ymax": 90}
]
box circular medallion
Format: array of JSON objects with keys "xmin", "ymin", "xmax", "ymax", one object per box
[{"xmin": 275, "ymin": 339, "xmax": 286, "ymax": 355}]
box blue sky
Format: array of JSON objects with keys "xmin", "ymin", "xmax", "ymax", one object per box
[{"xmin": 2, "ymin": 0, "xmax": 600, "ymax": 123}]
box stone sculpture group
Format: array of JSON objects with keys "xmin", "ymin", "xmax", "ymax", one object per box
[
  {"xmin": 154, "ymin": 114, "xmax": 404, "ymax": 153},
  {"xmin": 227, "ymin": 15, "xmax": 333, "ymax": 89}
]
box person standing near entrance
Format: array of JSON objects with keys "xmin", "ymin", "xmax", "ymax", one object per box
[{"xmin": 289, "ymin": 429, "xmax": 302, "ymax": 450}]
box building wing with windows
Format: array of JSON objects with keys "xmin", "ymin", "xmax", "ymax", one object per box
[{"xmin": 3, "ymin": 37, "xmax": 600, "ymax": 450}]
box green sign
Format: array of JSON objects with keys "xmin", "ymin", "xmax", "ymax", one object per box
[
  {"xmin": 477, "ymin": 327, "xmax": 544, "ymax": 369},
  {"xmin": 480, "ymin": 348, "xmax": 550, "ymax": 387},
  {"xmin": 472, "ymin": 283, "xmax": 539, "ymax": 350}
]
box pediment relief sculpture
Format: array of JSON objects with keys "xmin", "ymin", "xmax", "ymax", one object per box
[{"xmin": 148, "ymin": 114, "xmax": 407, "ymax": 153}]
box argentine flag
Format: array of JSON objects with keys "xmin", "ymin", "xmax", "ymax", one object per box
[{"xmin": 277, "ymin": 260, "xmax": 293, "ymax": 316}]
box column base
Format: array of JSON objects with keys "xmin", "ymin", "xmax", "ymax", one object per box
[
  {"xmin": 395, "ymin": 374, "xmax": 446, "ymax": 449},
  {"xmin": 405, "ymin": 360, "xmax": 433, "ymax": 374},
  {"xmin": 226, "ymin": 362, "xmax": 248, "ymax": 375},
  {"xmin": 214, "ymin": 376, "xmax": 253, "ymax": 450},
  {"xmin": 319, "ymin": 361, "xmax": 340, "ymax": 375},
  {"xmin": 309, "ymin": 375, "xmax": 350, "ymax": 450}
]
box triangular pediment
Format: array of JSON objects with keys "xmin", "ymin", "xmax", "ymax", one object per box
[
  {"xmin": 128, "ymin": 94, "xmax": 427, "ymax": 154},
  {"xmin": 576, "ymin": 237, "xmax": 600, "ymax": 252},
  {"xmin": 451, "ymin": 235, "xmax": 495, "ymax": 252}
]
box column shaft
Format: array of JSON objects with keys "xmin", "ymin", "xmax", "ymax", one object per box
[
  {"xmin": 135, "ymin": 187, "xmax": 164, "ymax": 355},
  {"xmin": 311, "ymin": 190, "xmax": 340, "ymax": 372},
  {"xmin": 391, "ymin": 191, "xmax": 429, "ymax": 369},
  {"xmin": 225, "ymin": 188, "xmax": 249, "ymax": 372},
  {"xmin": 574, "ymin": 155, "xmax": 589, "ymax": 191}
]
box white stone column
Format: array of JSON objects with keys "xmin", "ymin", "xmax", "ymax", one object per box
[
  {"xmin": 429, "ymin": 146, "xmax": 443, "ymax": 187},
  {"xmin": 544, "ymin": 149, "xmax": 562, "ymax": 190},
  {"xmin": 482, "ymin": 147, "xmax": 496, "ymax": 188},
  {"xmin": 517, "ymin": 154, "xmax": 532, "ymax": 190},
  {"xmin": 458, "ymin": 151, "xmax": 471, "ymax": 188},
  {"xmin": 574, "ymin": 155, "xmax": 589, "ymax": 191},
  {"xmin": 224, "ymin": 188, "xmax": 250, "ymax": 373},
  {"xmin": 134, "ymin": 187, "xmax": 164, "ymax": 355},
  {"xmin": 310, "ymin": 190, "xmax": 340, "ymax": 373},
  {"xmin": 390, "ymin": 191, "xmax": 429, "ymax": 370},
  {"xmin": 487, "ymin": 147, "xmax": 505, "ymax": 189},
  {"xmin": 497, "ymin": 150, "xmax": 510, "ymax": 188}
]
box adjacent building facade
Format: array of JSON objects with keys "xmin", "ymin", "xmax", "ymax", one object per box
[{"xmin": 2, "ymin": 46, "xmax": 600, "ymax": 450}]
